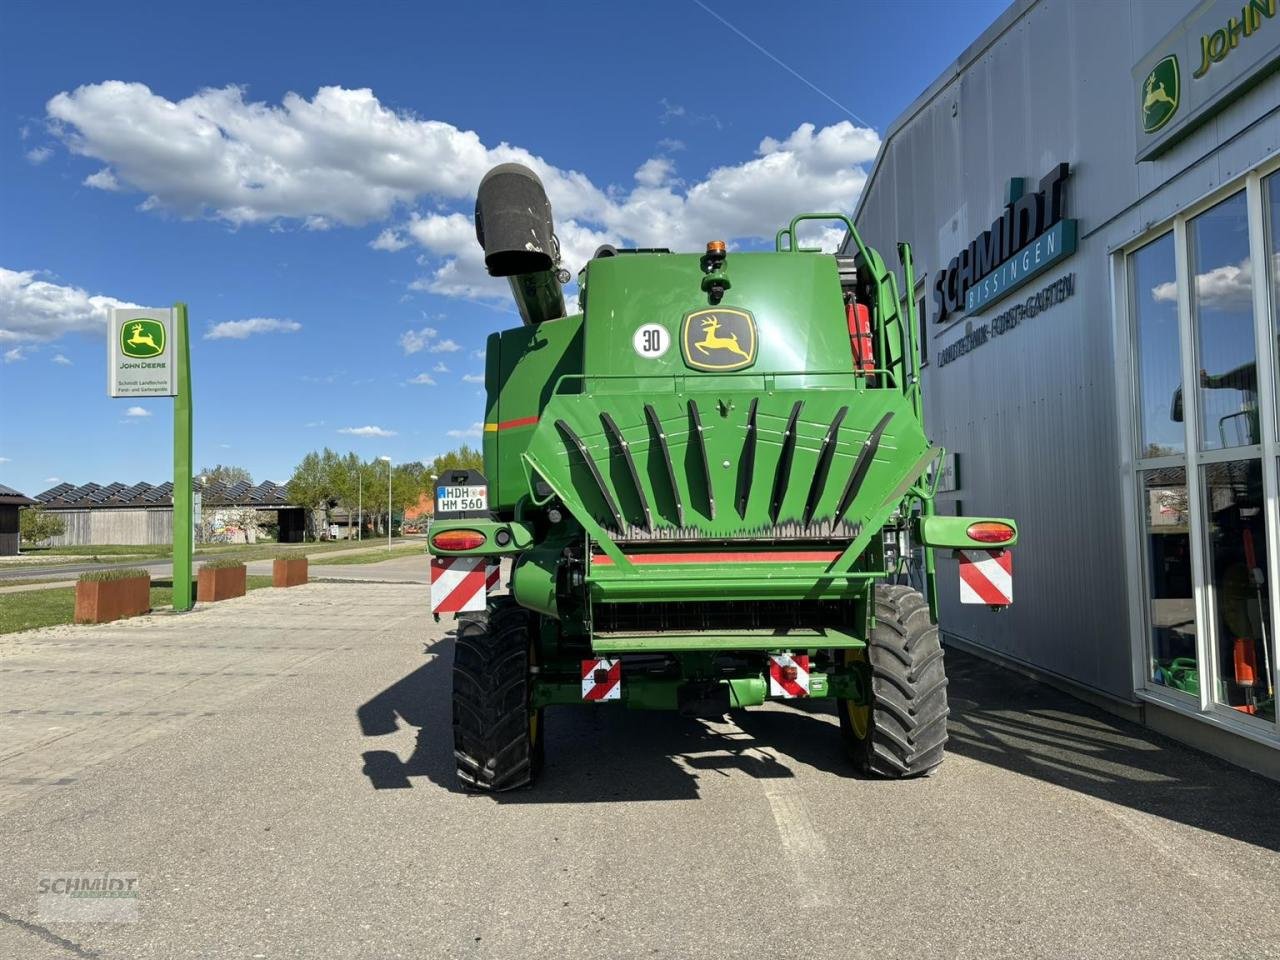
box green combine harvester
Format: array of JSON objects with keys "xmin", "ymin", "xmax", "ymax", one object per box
[{"xmin": 429, "ymin": 163, "xmax": 1018, "ymax": 791}]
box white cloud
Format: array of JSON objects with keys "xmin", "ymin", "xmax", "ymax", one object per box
[
  {"xmin": 204, "ymin": 317, "xmax": 302, "ymax": 340},
  {"xmin": 657, "ymin": 137, "xmax": 685, "ymax": 152},
  {"xmin": 339, "ymin": 425, "xmax": 397, "ymax": 437},
  {"xmin": 4, "ymin": 347, "xmax": 27, "ymax": 363},
  {"xmin": 399, "ymin": 325, "xmax": 438, "ymax": 354},
  {"xmin": 45, "ymin": 476, "xmax": 61, "ymax": 483},
  {"xmin": 1152, "ymin": 256, "xmax": 1279, "ymax": 309},
  {"xmin": 462, "ymin": 373, "xmax": 484, "ymax": 384},
  {"xmin": 0, "ymin": 456, "xmax": 10, "ymax": 463},
  {"xmin": 305, "ymin": 420, "xmax": 325, "ymax": 428},
  {"xmin": 432, "ymin": 361, "xmax": 448, "ymax": 373},
  {"xmin": 370, "ymin": 228, "xmax": 409, "ymax": 252},
  {"xmin": 635, "ymin": 156, "xmax": 676, "ymax": 188},
  {"xmin": 429, "ymin": 338, "xmax": 460, "ymax": 353},
  {"xmin": 26, "ymin": 146, "xmax": 52, "ymax": 165},
  {"xmin": 83, "ymin": 168, "xmax": 120, "ymax": 190},
  {"xmin": 0, "ymin": 266, "xmax": 138, "ymax": 344},
  {"xmin": 407, "ymin": 373, "xmax": 436, "ymax": 385},
  {"xmin": 447, "ymin": 422, "xmax": 484, "ymax": 439},
  {"xmin": 125, "ymin": 406, "xmax": 150, "ymax": 417},
  {"xmin": 51, "ymin": 353, "xmax": 71, "ymax": 365},
  {"xmin": 43, "ymin": 83, "xmax": 879, "ymax": 305}
]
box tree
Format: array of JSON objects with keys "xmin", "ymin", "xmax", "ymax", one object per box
[
  {"xmin": 199, "ymin": 463, "xmax": 253, "ymax": 487},
  {"xmin": 429, "ymin": 444, "xmax": 484, "ymax": 476},
  {"xmin": 19, "ymin": 506, "xmax": 66, "ymax": 546},
  {"xmin": 287, "ymin": 449, "xmax": 343, "ymax": 540}
]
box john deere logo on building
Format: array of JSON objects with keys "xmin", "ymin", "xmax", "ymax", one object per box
[
  {"xmin": 120, "ymin": 318, "xmax": 166, "ymax": 359},
  {"xmin": 681, "ymin": 308, "xmax": 756, "ymax": 371},
  {"xmin": 1142, "ymin": 55, "xmax": 1180, "ymax": 133}
]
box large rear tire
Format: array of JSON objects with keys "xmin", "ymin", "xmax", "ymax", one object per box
[
  {"xmin": 837, "ymin": 584, "xmax": 948, "ymax": 778},
  {"xmin": 452, "ymin": 596, "xmax": 543, "ymax": 792}
]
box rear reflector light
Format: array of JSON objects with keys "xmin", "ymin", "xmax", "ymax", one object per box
[
  {"xmin": 431, "ymin": 529, "xmax": 486, "ymax": 551},
  {"xmin": 966, "ymin": 521, "xmax": 1015, "ymax": 544}
]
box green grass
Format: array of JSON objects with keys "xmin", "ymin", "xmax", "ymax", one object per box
[
  {"xmin": 0, "ymin": 575, "xmax": 274, "ymax": 636},
  {"xmin": 79, "ymin": 567, "xmax": 151, "ymax": 582},
  {"xmin": 200, "ymin": 557, "xmax": 245, "ymax": 570},
  {"xmin": 20, "ymin": 539, "xmax": 419, "ymax": 566},
  {"xmin": 310, "ymin": 542, "xmax": 426, "ymax": 566}
]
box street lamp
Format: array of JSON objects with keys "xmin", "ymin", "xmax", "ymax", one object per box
[
  {"xmin": 379, "ymin": 456, "xmax": 392, "ymax": 551},
  {"xmin": 356, "ymin": 467, "xmax": 362, "ymax": 543}
]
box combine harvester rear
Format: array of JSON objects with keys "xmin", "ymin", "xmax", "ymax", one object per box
[{"xmin": 430, "ymin": 163, "xmax": 1018, "ymax": 791}]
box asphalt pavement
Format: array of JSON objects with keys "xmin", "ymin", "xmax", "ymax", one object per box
[{"xmin": 1, "ymin": 580, "xmax": 1278, "ymax": 959}]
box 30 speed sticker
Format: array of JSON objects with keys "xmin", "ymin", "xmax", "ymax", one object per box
[{"xmin": 633, "ymin": 323, "xmax": 670, "ymax": 359}]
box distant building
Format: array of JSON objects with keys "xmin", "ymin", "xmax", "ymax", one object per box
[
  {"xmin": 34, "ymin": 479, "xmax": 304, "ymax": 546},
  {"xmin": 402, "ymin": 492, "xmax": 435, "ymax": 533},
  {"xmin": 0, "ymin": 484, "xmax": 36, "ymax": 555}
]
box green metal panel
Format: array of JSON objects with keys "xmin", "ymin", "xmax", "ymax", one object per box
[
  {"xmin": 172, "ymin": 302, "xmax": 193, "ymax": 612},
  {"xmin": 581, "ymin": 252, "xmax": 852, "ymax": 379},
  {"xmin": 590, "ymin": 626, "xmax": 865, "ymax": 653},
  {"xmin": 485, "ymin": 315, "xmax": 583, "ymax": 513}
]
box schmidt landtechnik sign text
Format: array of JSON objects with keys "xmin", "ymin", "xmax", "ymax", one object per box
[{"xmin": 932, "ymin": 163, "xmax": 1075, "ymax": 324}]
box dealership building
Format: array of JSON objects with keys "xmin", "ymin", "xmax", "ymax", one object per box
[{"xmin": 851, "ymin": 0, "xmax": 1280, "ymax": 775}]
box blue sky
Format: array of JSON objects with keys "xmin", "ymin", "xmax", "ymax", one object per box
[{"xmin": 0, "ymin": 0, "xmax": 1007, "ymax": 496}]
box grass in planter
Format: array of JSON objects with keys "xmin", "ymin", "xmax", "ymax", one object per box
[
  {"xmin": 78, "ymin": 568, "xmax": 151, "ymax": 583},
  {"xmin": 0, "ymin": 575, "xmax": 275, "ymax": 636},
  {"xmin": 200, "ymin": 557, "xmax": 246, "ymax": 570}
]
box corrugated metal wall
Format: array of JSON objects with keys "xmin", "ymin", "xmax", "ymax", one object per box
[{"xmin": 852, "ymin": 0, "xmax": 1280, "ymax": 699}]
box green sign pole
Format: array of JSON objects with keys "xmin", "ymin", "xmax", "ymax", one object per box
[{"xmin": 173, "ymin": 302, "xmax": 194, "ymax": 611}]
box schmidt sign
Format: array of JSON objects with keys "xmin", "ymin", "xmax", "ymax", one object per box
[{"xmin": 932, "ymin": 163, "xmax": 1076, "ymax": 324}]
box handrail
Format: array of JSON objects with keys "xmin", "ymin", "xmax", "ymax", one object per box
[{"xmin": 548, "ymin": 368, "xmax": 900, "ymax": 396}]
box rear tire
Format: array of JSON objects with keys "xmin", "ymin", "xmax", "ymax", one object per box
[
  {"xmin": 452, "ymin": 596, "xmax": 543, "ymax": 792},
  {"xmin": 838, "ymin": 584, "xmax": 948, "ymax": 778}
]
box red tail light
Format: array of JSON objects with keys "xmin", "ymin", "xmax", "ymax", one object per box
[
  {"xmin": 966, "ymin": 521, "xmax": 1015, "ymax": 544},
  {"xmin": 431, "ymin": 529, "xmax": 486, "ymax": 551}
]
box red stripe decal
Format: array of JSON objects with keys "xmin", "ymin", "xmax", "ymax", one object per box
[
  {"xmin": 498, "ymin": 415, "xmax": 538, "ymax": 431},
  {"xmin": 958, "ymin": 560, "xmax": 1007, "ymax": 605},
  {"xmin": 583, "ymin": 660, "xmax": 622, "ymax": 701},
  {"xmin": 435, "ymin": 564, "xmax": 487, "ymax": 613},
  {"xmin": 593, "ymin": 550, "xmax": 841, "ymax": 567}
]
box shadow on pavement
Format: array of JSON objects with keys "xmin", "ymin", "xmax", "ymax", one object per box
[
  {"xmin": 943, "ymin": 648, "xmax": 1280, "ymax": 853},
  {"xmin": 356, "ymin": 639, "xmax": 1280, "ymax": 847}
]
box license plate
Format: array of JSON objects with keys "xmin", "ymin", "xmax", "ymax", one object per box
[{"xmin": 436, "ymin": 484, "xmax": 488, "ymax": 514}]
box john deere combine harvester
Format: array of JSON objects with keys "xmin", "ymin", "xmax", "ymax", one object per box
[{"xmin": 429, "ymin": 163, "xmax": 1018, "ymax": 791}]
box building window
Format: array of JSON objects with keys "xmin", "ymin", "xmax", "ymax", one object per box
[
  {"xmin": 1131, "ymin": 233, "xmax": 1183, "ymax": 458},
  {"xmin": 1201, "ymin": 459, "xmax": 1273, "ymax": 721},
  {"xmin": 1143, "ymin": 467, "xmax": 1197, "ymax": 694},
  {"xmin": 1267, "ymin": 170, "xmax": 1280, "ymax": 429},
  {"xmin": 1124, "ymin": 161, "xmax": 1280, "ymax": 738},
  {"xmin": 1188, "ymin": 192, "xmax": 1258, "ymax": 451}
]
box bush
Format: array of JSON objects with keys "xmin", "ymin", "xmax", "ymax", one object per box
[
  {"xmin": 79, "ymin": 568, "xmax": 150, "ymax": 583},
  {"xmin": 201, "ymin": 557, "xmax": 246, "ymax": 570},
  {"xmin": 275, "ymin": 549, "xmax": 306, "ymax": 561}
]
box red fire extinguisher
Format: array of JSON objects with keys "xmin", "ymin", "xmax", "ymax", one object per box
[{"xmin": 847, "ymin": 301, "xmax": 874, "ymax": 373}]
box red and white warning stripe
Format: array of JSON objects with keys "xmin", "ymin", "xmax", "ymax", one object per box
[
  {"xmin": 430, "ymin": 555, "xmax": 487, "ymax": 614},
  {"xmin": 581, "ymin": 658, "xmax": 621, "ymax": 701},
  {"xmin": 958, "ymin": 549, "xmax": 1013, "ymax": 605},
  {"xmin": 767, "ymin": 653, "xmax": 810, "ymax": 698},
  {"xmin": 486, "ymin": 562, "xmax": 501, "ymax": 592}
]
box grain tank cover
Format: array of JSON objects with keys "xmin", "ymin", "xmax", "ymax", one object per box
[{"xmin": 475, "ymin": 163, "xmax": 557, "ymax": 277}]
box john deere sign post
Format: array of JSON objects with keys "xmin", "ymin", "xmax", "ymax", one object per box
[{"xmin": 108, "ymin": 304, "xmax": 194, "ymax": 611}]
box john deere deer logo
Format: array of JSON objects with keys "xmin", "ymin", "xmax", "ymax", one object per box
[
  {"xmin": 120, "ymin": 318, "xmax": 166, "ymax": 359},
  {"xmin": 1142, "ymin": 55, "xmax": 1179, "ymax": 134},
  {"xmin": 681, "ymin": 308, "xmax": 756, "ymax": 371}
]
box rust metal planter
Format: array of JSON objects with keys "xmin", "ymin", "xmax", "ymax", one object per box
[
  {"xmin": 272, "ymin": 557, "xmax": 308, "ymax": 588},
  {"xmin": 197, "ymin": 565, "xmax": 246, "ymax": 602},
  {"xmin": 74, "ymin": 576, "xmax": 151, "ymax": 624}
]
